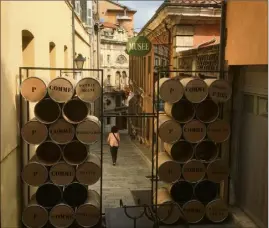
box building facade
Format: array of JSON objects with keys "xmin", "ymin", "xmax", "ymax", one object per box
[
  {"xmin": 97, "ymin": 0, "xmax": 136, "ymax": 132},
  {"xmin": 1, "ymin": 1, "xmax": 93, "ymax": 226},
  {"xmin": 129, "ymin": 0, "xmax": 221, "ymax": 146}
]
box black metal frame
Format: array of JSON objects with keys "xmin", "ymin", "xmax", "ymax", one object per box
[{"xmin": 18, "ymin": 66, "xmax": 104, "ymax": 227}]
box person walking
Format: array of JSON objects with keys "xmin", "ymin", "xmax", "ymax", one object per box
[{"xmin": 107, "ymin": 126, "xmax": 120, "ymax": 166}]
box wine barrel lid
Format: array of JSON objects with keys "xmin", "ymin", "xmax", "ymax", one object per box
[
  {"xmin": 22, "ymin": 162, "xmax": 48, "ymax": 186},
  {"xmin": 158, "ymin": 116, "xmax": 182, "ymax": 144},
  {"xmin": 49, "ymin": 119, "xmax": 75, "ymax": 144},
  {"xmin": 156, "ymin": 153, "xmax": 181, "ymax": 183},
  {"xmin": 164, "ymin": 100, "xmax": 195, "ymax": 123},
  {"xmin": 20, "ymin": 77, "xmax": 47, "ymax": 102},
  {"xmin": 76, "ymin": 204, "xmax": 100, "ymax": 227},
  {"xmin": 182, "ymin": 160, "xmax": 206, "ymax": 183},
  {"xmin": 49, "ymin": 204, "xmax": 75, "ymax": 228},
  {"xmin": 76, "ymin": 116, "xmax": 101, "ymax": 145},
  {"xmin": 205, "ymin": 79, "xmax": 232, "ymax": 103},
  {"xmin": 207, "ymin": 120, "xmax": 230, "ymax": 143},
  {"xmin": 182, "ymin": 200, "xmax": 205, "ymax": 223},
  {"xmin": 169, "ymin": 180, "xmax": 193, "ymax": 203},
  {"xmin": 195, "ymin": 140, "xmax": 218, "ymax": 162},
  {"xmin": 36, "ymin": 141, "xmax": 62, "ymax": 166},
  {"xmin": 76, "ymin": 154, "xmax": 101, "ymax": 185},
  {"xmin": 49, "ymin": 162, "xmax": 76, "ymax": 186},
  {"xmin": 207, "ymin": 159, "xmax": 229, "ymax": 183},
  {"xmin": 76, "ymin": 77, "xmax": 101, "ymax": 102},
  {"xmin": 48, "ymin": 77, "xmax": 74, "ymax": 103},
  {"xmin": 22, "ymin": 204, "xmax": 48, "ymax": 228},
  {"xmin": 181, "ymin": 78, "xmax": 208, "ymax": 103},
  {"xmin": 206, "ymin": 199, "xmax": 229, "ymax": 223},
  {"xmin": 21, "ymin": 120, "xmax": 48, "ymax": 145},
  {"xmin": 156, "ymin": 78, "xmax": 184, "ymax": 103},
  {"xmin": 164, "ymin": 141, "xmax": 193, "ymax": 163},
  {"xmin": 183, "ymin": 120, "xmax": 206, "ymax": 143},
  {"xmin": 196, "ymin": 99, "xmax": 219, "ymax": 123},
  {"xmin": 63, "ymin": 183, "xmax": 88, "ymax": 207},
  {"xmin": 194, "ymin": 180, "xmax": 218, "ymax": 203}
]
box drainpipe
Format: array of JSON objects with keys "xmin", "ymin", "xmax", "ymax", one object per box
[
  {"xmin": 219, "ymin": 0, "xmax": 227, "ymax": 79},
  {"xmin": 72, "ymin": 0, "xmax": 75, "ymax": 69}
]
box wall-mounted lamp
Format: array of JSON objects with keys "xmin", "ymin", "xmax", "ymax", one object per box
[{"xmin": 74, "ymin": 53, "xmax": 86, "ymax": 69}]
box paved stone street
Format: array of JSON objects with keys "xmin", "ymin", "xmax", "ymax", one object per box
[{"xmin": 90, "ymin": 133, "xmax": 152, "ymax": 211}]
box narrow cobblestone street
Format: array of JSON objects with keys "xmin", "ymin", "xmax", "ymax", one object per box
[{"xmin": 90, "ymin": 133, "xmax": 152, "ymax": 211}]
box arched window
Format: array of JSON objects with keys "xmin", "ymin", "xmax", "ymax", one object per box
[
  {"xmin": 22, "ymin": 30, "xmax": 35, "ymax": 76},
  {"xmin": 49, "ymin": 42, "xmax": 56, "ymax": 79},
  {"xmin": 120, "ymin": 71, "xmax": 128, "ymax": 89},
  {"xmin": 115, "ymin": 71, "xmax": 121, "ymax": 88},
  {"xmin": 116, "ymin": 55, "xmax": 127, "ymax": 64}
]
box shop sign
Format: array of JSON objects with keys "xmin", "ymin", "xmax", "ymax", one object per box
[{"xmin": 126, "ymin": 36, "xmax": 152, "ymax": 56}]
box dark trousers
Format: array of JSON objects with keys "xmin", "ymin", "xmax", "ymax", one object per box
[{"xmin": 110, "ymin": 146, "xmax": 118, "ymax": 163}]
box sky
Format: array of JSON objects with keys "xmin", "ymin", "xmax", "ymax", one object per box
[{"xmin": 117, "ymin": 1, "xmax": 164, "ymax": 31}]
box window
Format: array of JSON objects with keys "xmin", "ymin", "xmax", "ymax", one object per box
[
  {"xmin": 155, "ymin": 58, "xmax": 159, "ymax": 66},
  {"xmin": 107, "ymin": 117, "xmax": 111, "ymax": 125},
  {"xmin": 107, "ymin": 55, "xmax": 110, "ymax": 64},
  {"xmin": 88, "ymin": 8, "xmax": 92, "ymax": 17},
  {"xmin": 115, "ymin": 71, "xmax": 120, "ymax": 88},
  {"xmin": 116, "ymin": 55, "xmax": 127, "ymax": 64}
]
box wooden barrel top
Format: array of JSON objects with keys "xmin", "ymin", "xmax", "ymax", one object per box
[
  {"xmin": 20, "ymin": 77, "xmax": 47, "ymax": 102},
  {"xmin": 22, "ymin": 162, "xmax": 48, "ymax": 186},
  {"xmin": 76, "ymin": 117, "xmax": 101, "ymax": 145},
  {"xmin": 158, "ymin": 116, "xmax": 182, "ymax": 144},
  {"xmin": 207, "ymin": 119, "xmax": 231, "ymax": 143},
  {"xmin": 157, "ymin": 78, "xmax": 184, "ymax": 103},
  {"xmin": 36, "ymin": 141, "xmax": 62, "ymax": 166},
  {"xmin": 182, "ymin": 200, "xmax": 205, "ymax": 223},
  {"xmin": 205, "ymin": 79, "xmax": 232, "ymax": 103},
  {"xmin": 195, "ymin": 140, "xmax": 218, "ymax": 162},
  {"xmin": 181, "ymin": 78, "xmax": 208, "ymax": 103},
  {"xmin": 183, "ymin": 120, "xmax": 206, "ymax": 143},
  {"xmin": 49, "ymin": 162, "xmax": 76, "ymax": 186},
  {"xmin": 48, "ymin": 77, "xmax": 74, "ymax": 103},
  {"xmin": 21, "ymin": 120, "xmax": 48, "ymax": 145},
  {"xmin": 182, "ymin": 160, "xmax": 206, "ymax": 183},
  {"xmin": 207, "ymin": 159, "xmax": 229, "ymax": 183},
  {"xmin": 194, "ymin": 180, "xmax": 218, "ymax": 203},
  {"xmin": 76, "ymin": 77, "xmax": 101, "ymax": 102},
  {"xmin": 164, "ymin": 141, "xmax": 194, "ymax": 163},
  {"xmin": 206, "ymin": 199, "xmax": 229, "ymax": 223},
  {"xmin": 76, "ymin": 154, "xmax": 101, "ymax": 185},
  {"xmin": 22, "ymin": 204, "xmax": 48, "ymax": 228},
  {"xmin": 156, "ymin": 153, "xmax": 182, "ymax": 183},
  {"xmin": 63, "ymin": 141, "xmax": 88, "ymax": 165},
  {"xmin": 195, "ymin": 99, "xmax": 219, "ymax": 123},
  {"xmin": 49, "ymin": 204, "xmax": 75, "ymax": 228},
  {"xmin": 49, "ymin": 119, "xmax": 75, "ymax": 144}
]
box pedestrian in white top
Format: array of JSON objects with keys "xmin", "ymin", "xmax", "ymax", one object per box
[{"xmin": 107, "ymin": 126, "xmax": 120, "ymax": 166}]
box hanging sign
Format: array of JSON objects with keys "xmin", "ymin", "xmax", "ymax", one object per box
[{"xmin": 126, "ymin": 36, "xmax": 152, "ymax": 56}]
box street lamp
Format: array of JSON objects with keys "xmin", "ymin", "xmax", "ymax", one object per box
[{"xmin": 75, "ymin": 54, "xmax": 86, "ymax": 69}]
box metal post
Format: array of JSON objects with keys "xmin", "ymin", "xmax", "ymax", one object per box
[
  {"xmin": 219, "ymin": 0, "xmax": 227, "ymax": 79},
  {"xmin": 72, "ymin": 0, "xmax": 76, "ymax": 69}
]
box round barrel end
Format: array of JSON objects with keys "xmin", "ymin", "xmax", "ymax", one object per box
[
  {"xmin": 49, "ymin": 119, "xmax": 75, "ymax": 145},
  {"xmin": 196, "ymin": 99, "xmax": 219, "ymax": 123},
  {"xmin": 195, "ymin": 140, "xmax": 218, "ymax": 162},
  {"xmin": 22, "ymin": 162, "xmax": 48, "ymax": 186},
  {"xmin": 76, "ymin": 77, "xmax": 102, "ymax": 102},
  {"xmin": 158, "ymin": 78, "xmax": 184, "ymax": 103},
  {"xmin": 21, "ymin": 77, "xmax": 47, "ymax": 102},
  {"xmin": 194, "ymin": 180, "xmax": 218, "ymax": 203},
  {"xmin": 182, "ymin": 200, "xmax": 205, "ymax": 223},
  {"xmin": 62, "ymin": 99, "xmax": 88, "ymax": 124},
  {"xmin": 207, "ymin": 159, "xmax": 229, "ymax": 183},
  {"xmin": 76, "ymin": 204, "xmax": 101, "ymax": 227},
  {"xmin": 183, "ymin": 120, "xmax": 206, "ymax": 143},
  {"xmin": 63, "ymin": 183, "xmax": 88, "ymax": 208},
  {"xmin": 170, "ymin": 181, "xmax": 193, "ymax": 203},
  {"xmin": 207, "ymin": 119, "xmax": 231, "ymax": 143},
  {"xmin": 36, "ymin": 183, "xmax": 62, "ymax": 208},
  {"xmin": 206, "ymin": 199, "xmax": 229, "ymax": 223},
  {"xmin": 206, "ymin": 79, "xmax": 232, "ymax": 103},
  {"xmin": 21, "ymin": 120, "xmax": 48, "ymax": 145},
  {"xmin": 49, "ymin": 204, "xmax": 75, "ymax": 228},
  {"xmin": 158, "ymin": 157, "xmax": 181, "ymax": 183},
  {"xmin": 22, "ymin": 204, "xmax": 48, "ymax": 228},
  {"xmin": 63, "ymin": 141, "xmax": 88, "ymax": 165},
  {"xmin": 182, "ymin": 160, "xmax": 206, "ymax": 183},
  {"xmin": 48, "ymin": 77, "xmax": 74, "ymax": 103},
  {"xmin": 49, "ymin": 162, "xmax": 76, "ymax": 186},
  {"xmin": 36, "ymin": 141, "xmax": 62, "ymax": 166}
]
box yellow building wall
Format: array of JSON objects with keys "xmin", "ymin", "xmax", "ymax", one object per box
[
  {"xmin": 0, "ymin": 1, "xmax": 91, "ymax": 226},
  {"xmin": 225, "ymin": 1, "xmax": 268, "ymax": 65}
]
